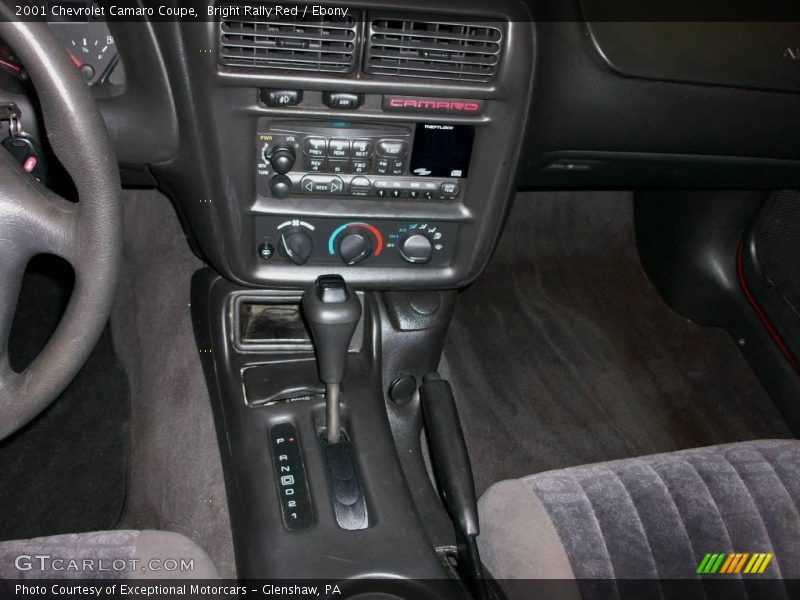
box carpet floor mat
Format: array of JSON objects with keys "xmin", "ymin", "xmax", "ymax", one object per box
[
  {"xmin": 0, "ymin": 255, "xmax": 129, "ymax": 540},
  {"xmin": 443, "ymin": 192, "xmax": 793, "ymax": 495}
]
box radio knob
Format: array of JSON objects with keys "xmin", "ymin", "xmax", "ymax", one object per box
[
  {"xmin": 338, "ymin": 232, "xmax": 374, "ymax": 266},
  {"xmin": 399, "ymin": 233, "xmax": 433, "ymax": 264},
  {"xmin": 269, "ymin": 145, "xmax": 296, "ymax": 174},
  {"xmin": 270, "ymin": 174, "xmax": 292, "ymax": 198},
  {"xmin": 278, "ymin": 228, "xmax": 313, "ymax": 265}
]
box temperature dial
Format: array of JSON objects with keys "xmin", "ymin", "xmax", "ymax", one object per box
[
  {"xmin": 328, "ymin": 222, "xmax": 385, "ymax": 266},
  {"xmin": 338, "ymin": 232, "xmax": 373, "ymax": 265}
]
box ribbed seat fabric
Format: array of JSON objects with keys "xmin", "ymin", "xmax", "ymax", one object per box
[{"xmin": 479, "ymin": 439, "xmax": 800, "ymax": 595}]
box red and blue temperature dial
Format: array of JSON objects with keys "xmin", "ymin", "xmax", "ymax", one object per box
[{"xmin": 328, "ymin": 222, "xmax": 384, "ymax": 265}]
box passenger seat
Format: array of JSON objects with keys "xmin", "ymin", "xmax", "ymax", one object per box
[{"xmin": 478, "ymin": 440, "xmax": 800, "ymax": 585}]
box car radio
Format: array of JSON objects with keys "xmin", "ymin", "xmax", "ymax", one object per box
[{"xmin": 255, "ymin": 120, "xmax": 474, "ymax": 201}]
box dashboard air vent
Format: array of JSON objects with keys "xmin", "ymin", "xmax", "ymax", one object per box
[
  {"xmin": 219, "ymin": 10, "xmax": 358, "ymax": 74},
  {"xmin": 365, "ymin": 16, "xmax": 503, "ymax": 83}
]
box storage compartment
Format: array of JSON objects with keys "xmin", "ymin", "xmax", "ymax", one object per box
[
  {"xmin": 240, "ymin": 302, "xmax": 310, "ymax": 344},
  {"xmin": 233, "ymin": 293, "xmax": 313, "ymax": 352},
  {"xmin": 584, "ymin": 21, "xmax": 800, "ymax": 94}
]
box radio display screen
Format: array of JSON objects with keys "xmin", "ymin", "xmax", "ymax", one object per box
[{"xmin": 409, "ymin": 124, "xmax": 475, "ymax": 178}]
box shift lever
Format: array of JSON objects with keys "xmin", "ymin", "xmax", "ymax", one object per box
[{"xmin": 302, "ymin": 275, "xmax": 362, "ymax": 444}]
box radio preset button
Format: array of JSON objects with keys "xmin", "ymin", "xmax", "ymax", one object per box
[
  {"xmin": 328, "ymin": 139, "xmax": 350, "ymax": 159},
  {"xmin": 352, "ymin": 140, "xmax": 373, "ymax": 159},
  {"xmin": 377, "ymin": 140, "xmax": 408, "ymax": 158},
  {"xmin": 374, "ymin": 180, "xmax": 404, "ymax": 189},
  {"xmin": 305, "ymin": 138, "xmax": 327, "ymax": 157}
]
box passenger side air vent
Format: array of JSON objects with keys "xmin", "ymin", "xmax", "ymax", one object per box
[
  {"xmin": 219, "ymin": 9, "xmax": 358, "ymax": 74},
  {"xmin": 364, "ymin": 16, "xmax": 503, "ymax": 83}
]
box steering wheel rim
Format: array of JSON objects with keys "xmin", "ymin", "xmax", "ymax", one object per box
[{"xmin": 0, "ymin": 17, "xmax": 122, "ymax": 440}]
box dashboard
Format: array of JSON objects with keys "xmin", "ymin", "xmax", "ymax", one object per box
[
  {"xmin": 146, "ymin": 1, "xmax": 535, "ymax": 290},
  {"xmin": 2, "ymin": 1, "xmax": 800, "ymax": 291}
]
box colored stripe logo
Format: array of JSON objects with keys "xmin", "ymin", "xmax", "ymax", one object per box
[{"xmin": 697, "ymin": 552, "xmax": 773, "ymax": 574}]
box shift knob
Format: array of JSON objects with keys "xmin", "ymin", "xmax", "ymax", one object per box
[{"xmin": 302, "ymin": 275, "xmax": 362, "ymax": 384}]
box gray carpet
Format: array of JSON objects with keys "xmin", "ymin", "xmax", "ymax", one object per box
[
  {"xmin": 111, "ymin": 190, "xmax": 235, "ymax": 577},
  {"xmin": 444, "ymin": 191, "xmax": 793, "ymax": 496}
]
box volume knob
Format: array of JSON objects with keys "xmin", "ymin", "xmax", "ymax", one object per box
[{"xmin": 268, "ymin": 145, "xmax": 296, "ymax": 174}]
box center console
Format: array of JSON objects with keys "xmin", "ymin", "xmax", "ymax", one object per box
[
  {"xmin": 154, "ymin": 0, "xmax": 535, "ymax": 590},
  {"xmin": 155, "ymin": 0, "xmax": 534, "ymax": 290}
]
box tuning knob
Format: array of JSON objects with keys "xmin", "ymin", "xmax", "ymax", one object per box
[
  {"xmin": 338, "ymin": 232, "xmax": 374, "ymax": 266},
  {"xmin": 270, "ymin": 174, "xmax": 292, "ymax": 199},
  {"xmin": 268, "ymin": 145, "xmax": 296, "ymax": 174},
  {"xmin": 399, "ymin": 233, "xmax": 433, "ymax": 264},
  {"xmin": 278, "ymin": 228, "xmax": 313, "ymax": 265}
]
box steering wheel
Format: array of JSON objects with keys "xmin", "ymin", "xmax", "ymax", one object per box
[{"xmin": 0, "ymin": 17, "xmax": 122, "ymax": 440}]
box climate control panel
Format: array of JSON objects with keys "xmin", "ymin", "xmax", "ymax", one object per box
[{"xmin": 256, "ymin": 217, "xmax": 456, "ymax": 268}]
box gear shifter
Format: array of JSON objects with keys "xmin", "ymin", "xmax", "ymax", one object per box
[{"xmin": 302, "ymin": 275, "xmax": 362, "ymax": 444}]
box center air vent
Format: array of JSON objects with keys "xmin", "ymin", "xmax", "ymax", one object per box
[
  {"xmin": 219, "ymin": 9, "xmax": 358, "ymax": 74},
  {"xmin": 365, "ymin": 16, "xmax": 503, "ymax": 83}
]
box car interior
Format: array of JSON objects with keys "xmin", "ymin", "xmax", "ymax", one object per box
[{"xmin": 1, "ymin": 2, "xmax": 799, "ymax": 599}]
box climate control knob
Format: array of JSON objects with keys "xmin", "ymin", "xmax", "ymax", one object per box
[
  {"xmin": 269, "ymin": 145, "xmax": 296, "ymax": 174},
  {"xmin": 399, "ymin": 233, "xmax": 433, "ymax": 264},
  {"xmin": 278, "ymin": 228, "xmax": 313, "ymax": 265},
  {"xmin": 338, "ymin": 232, "xmax": 374, "ymax": 266},
  {"xmin": 270, "ymin": 174, "xmax": 292, "ymax": 199}
]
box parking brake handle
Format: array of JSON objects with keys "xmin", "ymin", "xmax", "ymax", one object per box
[{"xmin": 420, "ymin": 372, "xmax": 488, "ymax": 600}]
